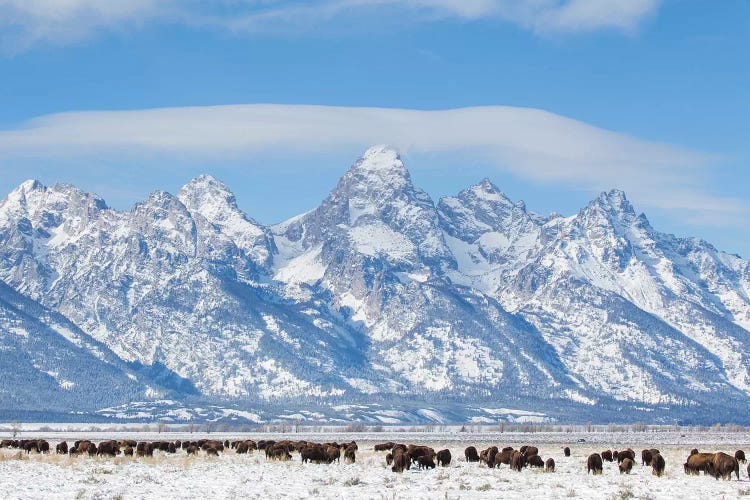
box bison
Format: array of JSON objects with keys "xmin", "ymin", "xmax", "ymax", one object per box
[
  {"xmin": 709, "ymin": 452, "xmax": 739, "ymax": 480},
  {"xmin": 56, "ymin": 441, "xmax": 68, "ymax": 454},
  {"xmin": 375, "ymin": 442, "xmax": 395, "ymax": 452},
  {"xmin": 510, "ymin": 451, "xmax": 527, "ymax": 472},
  {"xmin": 602, "ymin": 450, "xmax": 613, "ymax": 462},
  {"xmin": 123, "ymin": 447, "xmax": 134, "ymax": 456},
  {"xmin": 587, "ymin": 453, "xmax": 603, "ymax": 475},
  {"xmin": 641, "ymin": 449, "xmax": 653, "ymax": 466},
  {"xmin": 392, "ymin": 452, "xmax": 410, "ymax": 473},
  {"xmin": 617, "ymin": 449, "xmax": 635, "ymax": 464},
  {"xmin": 436, "ymin": 449, "xmax": 451, "ymax": 467},
  {"xmin": 545, "ymin": 458, "xmax": 555, "ymax": 472},
  {"xmin": 385, "ymin": 453, "xmax": 394, "ymax": 466},
  {"xmin": 563, "ymin": 447, "xmax": 571, "ymax": 457},
  {"xmin": 522, "ymin": 446, "xmax": 538, "ymax": 457},
  {"xmin": 619, "ymin": 457, "xmax": 633, "ymax": 474},
  {"xmin": 736, "ymin": 450, "xmax": 746, "ymax": 464},
  {"xmin": 464, "ymin": 446, "xmax": 480, "ymax": 463},
  {"xmin": 528, "ymin": 455, "xmax": 544, "ymax": 468},
  {"xmin": 651, "ymin": 453, "xmax": 666, "ymax": 477},
  {"xmin": 494, "ymin": 449, "xmax": 513, "ymax": 467},
  {"xmin": 344, "ymin": 445, "xmax": 356, "ymax": 464},
  {"xmin": 418, "ymin": 455, "xmax": 436, "ymax": 469},
  {"xmin": 685, "ymin": 452, "xmax": 715, "ymax": 475}
]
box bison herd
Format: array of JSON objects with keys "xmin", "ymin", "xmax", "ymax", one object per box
[
  {"xmin": 1, "ymin": 438, "xmax": 749, "ymax": 482},
  {"xmin": 0, "ymin": 438, "xmax": 357, "ymax": 465}
]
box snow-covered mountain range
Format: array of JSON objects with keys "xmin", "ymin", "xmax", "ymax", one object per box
[{"xmin": 1, "ymin": 146, "xmax": 749, "ymax": 424}]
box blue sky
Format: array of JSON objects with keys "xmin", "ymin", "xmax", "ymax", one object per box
[{"xmin": 0, "ymin": 0, "xmax": 748, "ymax": 256}]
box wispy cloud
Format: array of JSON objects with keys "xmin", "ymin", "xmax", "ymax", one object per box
[
  {"xmin": 0, "ymin": 0, "xmax": 662, "ymax": 51},
  {"xmin": 0, "ymin": 103, "xmax": 742, "ymax": 226}
]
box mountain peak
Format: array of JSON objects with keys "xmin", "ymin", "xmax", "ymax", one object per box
[
  {"xmin": 178, "ymin": 174, "xmax": 239, "ymax": 214},
  {"xmin": 590, "ymin": 189, "xmax": 636, "ymax": 216},
  {"xmin": 347, "ymin": 145, "xmax": 408, "ymax": 180}
]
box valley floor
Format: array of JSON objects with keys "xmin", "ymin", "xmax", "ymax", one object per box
[{"xmin": 1, "ymin": 431, "xmax": 749, "ymax": 499}]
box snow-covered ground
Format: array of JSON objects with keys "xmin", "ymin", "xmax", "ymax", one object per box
[{"xmin": 1, "ymin": 431, "xmax": 749, "ymax": 499}]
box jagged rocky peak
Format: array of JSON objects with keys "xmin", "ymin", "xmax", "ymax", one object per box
[
  {"xmin": 178, "ymin": 174, "xmax": 239, "ymax": 215},
  {"xmin": 584, "ymin": 189, "xmax": 637, "ymax": 220},
  {"xmin": 178, "ymin": 174, "xmax": 273, "ymax": 266},
  {"xmin": 0, "ymin": 179, "xmax": 107, "ymax": 230},
  {"xmin": 438, "ymin": 177, "xmax": 542, "ymax": 242}
]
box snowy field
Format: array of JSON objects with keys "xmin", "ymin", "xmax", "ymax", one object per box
[{"xmin": 1, "ymin": 430, "xmax": 750, "ymax": 499}]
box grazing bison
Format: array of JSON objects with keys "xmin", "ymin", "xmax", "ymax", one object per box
[
  {"xmin": 601, "ymin": 450, "xmax": 613, "ymax": 462},
  {"xmin": 587, "ymin": 453, "xmax": 603, "ymax": 475},
  {"xmin": 563, "ymin": 447, "xmax": 571, "ymax": 457},
  {"xmin": 375, "ymin": 442, "xmax": 395, "ymax": 452},
  {"xmin": 480, "ymin": 446, "xmax": 499, "ymax": 467},
  {"xmin": 641, "ymin": 449, "xmax": 653, "ymax": 466},
  {"xmin": 652, "ymin": 453, "xmax": 666, "ymax": 477},
  {"xmin": 494, "ymin": 449, "xmax": 513, "ymax": 467},
  {"xmin": 685, "ymin": 452, "xmax": 715, "ymax": 475},
  {"xmin": 325, "ymin": 445, "xmax": 341, "ymax": 464},
  {"xmin": 436, "ymin": 449, "xmax": 451, "ymax": 467},
  {"xmin": 510, "ymin": 451, "xmax": 527, "ymax": 472},
  {"xmin": 344, "ymin": 446, "xmax": 356, "ymax": 464},
  {"xmin": 206, "ymin": 447, "xmax": 220, "ymax": 457},
  {"xmin": 186, "ymin": 446, "xmax": 199, "ymax": 455},
  {"xmin": 123, "ymin": 447, "xmax": 134, "ymax": 456},
  {"xmin": 236, "ymin": 442, "xmax": 249, "ymax": 454},
  {"xmin": 710, "ymin": 452, "xmax": 739, "ymax": 480},
  {"xmin": 617, "ymin": 449, "xmax": 635, "ymax": 464},
  {"xmin": 619, "ymin": 457, "xmax": 634, "ymax": 474},
  {"xmin": 545, "ymin": 458, "xmax": 555, "ymax": 472},
  {"xmin": 56, "ymin": 441, "xmax": 68, "ymax": 454},
  {"xmin": 392, "ymin": 452, "xmax": 410, "ymax": 473},
  {"xmin": 736, "ymin": 450, "xmax": 746, "ymax": 464},
  {"xmin": 613, "ymin": 450, "xmax": 619, "ymax": 461},
  {"xmin": 418, "ymin": 455, "xmax": 436, "ymax": 469},
  {"xmin": 386, "ymin": 453, "xmax": 394, "ymax": 466},
  {"xmin": 465, "ymin": 446, "xmax": 480, "ymax": 463},
  {"xmin": 97, "ymin": 440, "xmax": 120, "ymax": 457},
  {"xmin": 528, "ymin": 455, "xmax": 544, "ymax": 468},
  {"xmin": 522, "ymin": 446, "xmax": 538, "ymax": 458}
]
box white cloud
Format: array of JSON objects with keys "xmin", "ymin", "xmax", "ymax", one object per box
[
  {"xmin": 0, "ymin": 0, "xmax": 662, "ymax": 50},
  {"xmin": 0, "ymin": 103, "xmax": 743, "ymax": 225}
]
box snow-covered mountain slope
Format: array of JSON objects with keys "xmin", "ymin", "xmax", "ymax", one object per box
[
  {"xmin": 0, "ymin": 281, "xmax": 167, "ymax": 411},
  {"xmin": 1, "ymin": 146, "xmax": 749, "ymax": 423}
]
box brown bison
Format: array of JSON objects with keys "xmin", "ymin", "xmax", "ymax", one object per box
[
  {"xmin": 522, "ymin": 446, "xmax": 538, "ymax": 457},
  {"xmin": 375, "ymin": 442, "xmax": 395, "ymax": 451},
  {"xmin": 464, "ymin": 446, "xmax": 480, "ymax": 462},
  {"xmin": 494, "ymin": 449, "xmax": 513, "ymax": 467},
  {"xmin": 709, "ymin": 452, "xmax": 739, "ymax": 480},
  {"xmin": 123, "ymin": 447, "xmax": 134, "ymax": 456},
  {"xmin": 619, "ymin": 457, "xmax": 633, "ymax": 474},
  {"xmin": 685, "ymin": 452, "xmax": 715, "ymax": 475},
  {"xmin": 617, "ymin": 449, "xmax": 635, "ymax": 464},
  {"xmin": 563, "ymin": 447, "xmax": 571, "ymax": 457},
  {"xmin": 736, "ymin": 450, "xmax": 746, "ymax": 464},
  {"xmin": 392, "ymin": 452, "xmax": 410, "ymax": 473},
  {"xmin": 651, "ymin": 453, "xmax": 666, "ymax": 477},
  {"xmin": 528, "ymin": 455, "xmax": 544, "ymax": 468},
  {"xmin": 587, "ymin": 453, "xmax": 603, "ymax": 475},
  {"xmin": 510, "ymin": 451, "xmax": 527, "ymax": 472},
  {"xmin": 97, "ymin": 440, "xmax": 120, "ymax": 457},
  {"xmin": 344, "ymin": 445, "xmax": 356, "ymax": 464},
  {"xmin": 641, "ymin": 449, "xmax": 653, "ymax": 466},
  {"xmin": 186, "ymin": 445, "xmax": 199, "ymax": 455},
  {"xmin": 418, "ymin": 455, "xmax": 436, "ymax": 469},
  {"xmin": 385, "ymin": 453, "xmax": 394, "ymax": 466},
  {"xmin": 545, "ymin": 458, "xmax": 555, "ymax": 472},
  {"xmin": 480, "ymin": 446, "xmax": 499, "ymax": 467},
  {"xmin": 601, "ymin": 450, "xmax": 613, "ymax": 462},
  {"xmin": 690, "ymin": 448, "xmax": 699, "ymax": 456},
  {"xmin": 56, "ymin": 441, "xmax": 68, "ymax": 454},
  {"xmin": 436, "ymin": 449, "xmax": 451, "ymax": 467}
]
